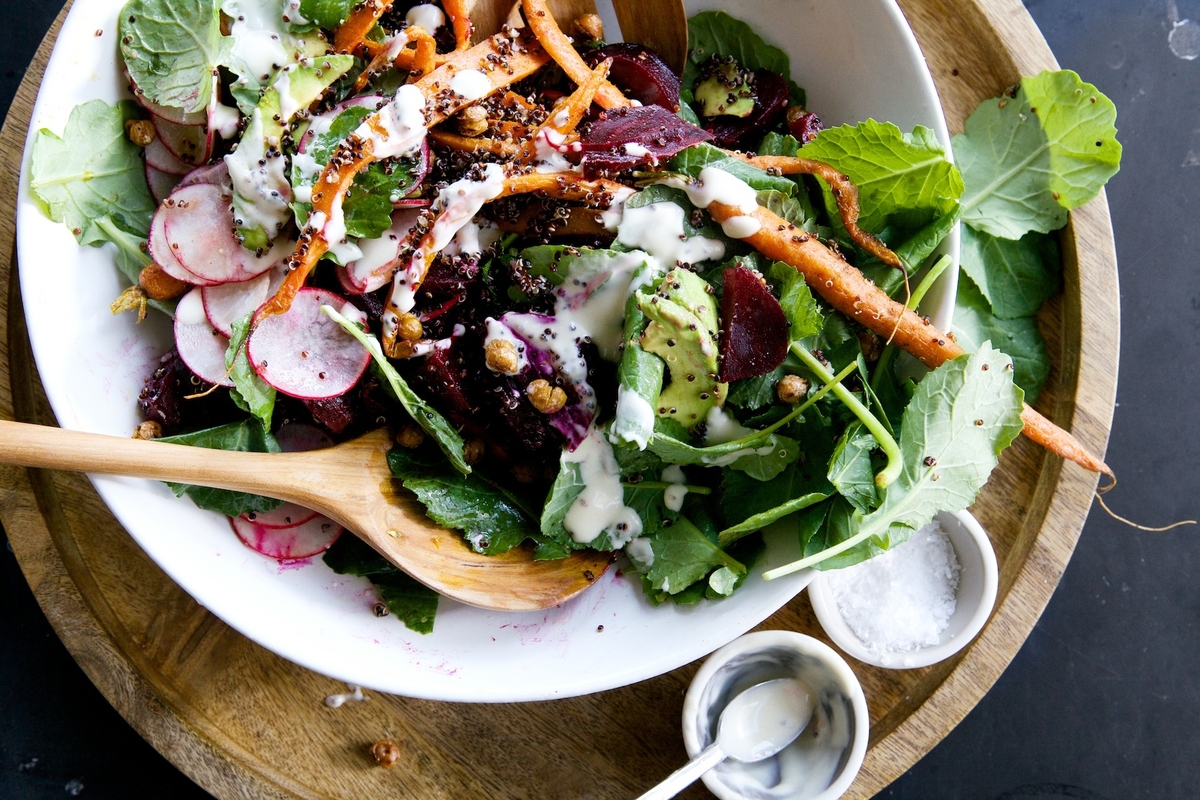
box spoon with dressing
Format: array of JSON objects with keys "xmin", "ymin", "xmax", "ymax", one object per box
[
  {"xmin": 636, "ymin": 678, "xmax": 816, "ymax": 800},
  {"xmin": 0, "ymin": 422, "xmax": 611, "ymax": 611}
]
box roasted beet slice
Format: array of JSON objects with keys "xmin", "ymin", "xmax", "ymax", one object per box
[
  {"xmin": 718, "ymin": 267, "xmax": 789, "ymax": 383},
  {"xmin": 584, "ymin": 43, "xmax": 681, "ymax": 111},
  {"xmin": 577, "ymin": 105, "xmax": 711, "ymax": 177},
  {"xmin": 703, "ymin": 69, "xmax": 791, "ymax": 150},
  {"xmin": 138, "ymin": 350, "xmax": 241, "ymax": 435},
  {"xmin": 787, "ymin": 110, "xmax": 824, "ymax": 144}
]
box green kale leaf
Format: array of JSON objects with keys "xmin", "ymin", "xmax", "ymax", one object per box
[
  {"xmin": 322, "ymin": 535, "xmax": 438, "ymax": 634},
  {"xmin": 767, "ymin": 261, "xmax": 824, "ymax": 343},
  {"xmin": 119, "ymin": 0, "xmax": 227, "ymax": 113},
  {"xmin": 29, "ymin": 100, "xmax": 156, "ymax": 240},
  {"xmin": 669, "ymin": 142, "xmax": 798, "ymax": 196},
  {"xmin": 635, "ymin": 515, "xmax": 746, "ymax": 596},
  {"xmin": 959, "ymin": 225, "xmax": 1060, "ymax": 320},
  {"xmin": 682, "ymin": 11, "xmax": 804, "ymax": 107},
  {"xmin": 299, "ymin": 0, "xmax": 354, "ymax": 29},
  {"xmin": 160, "ymin": 420, "xmax": 284, "ymax": 516},
  {"xmin": 827, "ymin": 423, "xmax": 879, "ymax": 514},
  {"xmin": 225, "ymin": 314, "xmax": 277, "ymax": 429},
  {"xmin": 955, "ymin": 70, "xmax": 1121, "ymax": 239},
  {"xmin": 951, "ymin": 276, "xmax": 1050, "ymax": 403}
]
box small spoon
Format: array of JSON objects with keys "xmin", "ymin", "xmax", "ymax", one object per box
[
  {"xmin": 0, "ymin": 421, "xmax": 611, "ymax": 611},
  {"xmin": 635, "ymin": 678, "xmax": 815, "ymax": 800}
]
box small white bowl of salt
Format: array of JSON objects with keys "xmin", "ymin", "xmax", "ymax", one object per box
[{"xmin": 807, "ymin": 510, "xmax": 998, "ymax": 669}]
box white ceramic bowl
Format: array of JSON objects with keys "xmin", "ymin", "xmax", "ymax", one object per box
[
  {"xmin": 682, "ymin": 631, "xmax": 870, "ymax": 800},
  {"xmin": 15, "ymin": 0, "xmax": 957, "ymax": 701},
  {"xmin": 808, "ymin": 510, "xmax": 999, "ymax": 669}
]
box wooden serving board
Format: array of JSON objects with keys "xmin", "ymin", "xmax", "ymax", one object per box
[{"xmin": 0, "ymin": 1, "xmax": 1119, "ymax": 798}]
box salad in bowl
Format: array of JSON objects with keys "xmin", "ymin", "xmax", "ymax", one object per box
[{"xmin": 20, "ymin": 0, "xmax": 1117, "ymax": 699}]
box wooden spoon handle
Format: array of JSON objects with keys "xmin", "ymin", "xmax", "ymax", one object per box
[{"xmin": 0, "ymin": 420, "xmax": 294, "ymax": 500}]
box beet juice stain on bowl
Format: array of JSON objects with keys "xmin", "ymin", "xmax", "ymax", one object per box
[{"xmin": 16, "ymin": 0, "xmax": 974, "ymax": 701}]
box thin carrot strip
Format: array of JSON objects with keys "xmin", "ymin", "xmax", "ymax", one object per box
[
  {"xmin": 520, "ymin": 0, "xmax": 630, "ymax": 109},
  {"xmin": 443, "ymin": 0, "xmax": 473, "ymax": 50},
  {"xmin": 333, "ymin": 0, "xmax": 394, "ymax": 54},
  {"xmin": 429, "ymin": 128, "xmax": 520, "ymax": 156},
  {"xmin": 257, "ymin": 32, "xmax": 551, "ymax": 322},
  {"xmin": 739, "ymin": 153, "xmax": 902, "ymax": 270},
  {"xmin": 706, "ymin": 199, "xmax": 1112, "ymax": 476},
  {"xmin": 406, "ymin": 26, "xmax": 438, "ymax": 80},
  {"xmin": 518, "ymin": 59, "xmax": 609, "ymax": 163}
]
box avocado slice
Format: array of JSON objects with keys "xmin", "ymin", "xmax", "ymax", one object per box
[{"xmin": 694, "ymin": 57, "xmax": 756, "ymax": 119}]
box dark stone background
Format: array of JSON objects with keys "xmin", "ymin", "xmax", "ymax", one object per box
[{"xmin": 2, "ymin": 1, "xmax": 1197, "ymax": 797}]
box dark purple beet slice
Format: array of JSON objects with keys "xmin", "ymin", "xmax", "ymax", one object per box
[
  {"xmin": 703, "ymin": 70, "xmax": 790, "ymax": 150},
  {"xmin": 788, "ymin": 111, "xmax": 824, "ymax": 144},
  {"xmin": 718, "ymin": 267, "xmax": 789, "ymax": 383},
  {"xmin": 583, "ymin": 43, "xmax": 681, "ymax": 111},
  {"xmin": 138, "ymin": 350, "xmax": 241, "ymax": 435},
  {"xmin": 577, "ymin": 105, "xmax": 711, "ymax": 177}
]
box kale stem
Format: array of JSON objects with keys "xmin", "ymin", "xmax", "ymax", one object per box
[
  {"xmin": 762, "ymin": 516, "xmax": 887, "ymax": 579},
  {"xmin": 623, "ymin": 481, "xmax": 712, "ymax": 495},
  {"xmin": 869, "ymin": 254, "xmax": 953, "ymax": 397},
  {"xmin": 792, "ymin": 345, "xmax": 902, "ymax": 488}
]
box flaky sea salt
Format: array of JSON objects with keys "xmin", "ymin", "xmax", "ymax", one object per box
[{"xmin": 826, "ymin": 521, "xmax": 960, "ymax": 658}]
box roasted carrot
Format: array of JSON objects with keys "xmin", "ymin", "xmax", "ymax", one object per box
[
  {"xmin": 257, "ymin": 31, "xmax": 552, "ymax": 323},
  {"xmin": 406, "ymin": 25, "xmax": 439, "ymax": 80},
  {"xmin": 443, "ymin": 0, "xmax": 473, "ymax": 50},
  {"xmin": 429, "ymin": 128, "xmax": 521, "ymax": 156},
  {"xmin": 333, "ymin": 0, "xmax": 394, "ymax": 55},
  {"xmin": 518, "ymin": 59, "xmax": 610, "ymax": 162},
  {"xmin": 705, "ymin": 199, "xmax": 1112, "ymax": 476},
  {"xmin": 520, "ymin": 0, "xmax": 631, "ymax": 109}
]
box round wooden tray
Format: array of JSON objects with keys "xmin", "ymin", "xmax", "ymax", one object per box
[{"xmin": 0, "ymin": 1, "xmax": 1119, "ymax": 798}]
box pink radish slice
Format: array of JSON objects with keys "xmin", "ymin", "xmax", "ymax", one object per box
[
  {"xmin": 174, "ymin": 288, "xmax": 234, "ymax": 387},
  {"xmin": 241, "ymin": 503, "xmax": 319, "ymax": 529},
  {"xmin": 179, "ymin": 161, "xmax": 229, "ymax": 188},
  {"xmin": 162, "ymin": 183, "xmax": 290, "ymax": 284},
  {"xmin": 145, "ymin": 164, "xmax": 182, "ymax": 204},
  {"xmin": 145, "ymin": 137, "xmax": 192, "ymax": 176},
  {"xmin": 229, "ymin": 515, "xmax": 343, "ymax": 560},
  {"xmin": 247, "ymin": 288, "xmax": 371, "ymax": 400},
  {"xmin": 344, "ymin": 208, "xmax": 424, "ymax": 293},
  {"xmin": 153, "ymin": 115, "xmax": 213, "ymax": 165},
  {"xmin": 275, "ymin": 421, "xmax": 335, "ymax": 452},
  {"xmin": 201, "ymin": 271, "xmax": 272, "ymax": 336},
  {"xmin": 149, "ymin": 207, "xmax": 215, "ymax": 286},
  {"xmin": 392, "ymin": 198, "xmax": 431, "ymax": 209}
]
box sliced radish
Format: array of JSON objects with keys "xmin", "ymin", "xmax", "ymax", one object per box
[
  {"xmin": 202, "ymin": 272, "xmax": 272, "ymax": 336},
  {"xmin": 145, "ymin": 137, "xmax": 193, "ymax": 176},
  {"xmin": 247, "ymin": 288, "xmax": 371, "ymax": 400},
  {"xmin": 153, "ymin": 115, "xmax": 213, "ymax": 166},
  {"xmin": 241, "ymin": 503, "xmax": 319, "ymax": 529},
  {"xmin": 229, "ymin": 514, "xmax": 343, "ymax": 560},
  {"xmin": 344, "ymin": 208, "xmax": 423, "ymax": 293},
  {"xmin": 149, "ymin": 207, "xmax": 215, "ymax": 286},
  {"xmin": 162, "ymin": 183, "xmax": 290, "ymax": 284},
  {"xmin": 145, "ymin": 164, "xmax": 182, "ymax": 204},
  {"xmin": 179, "ymin": 161, "xmax": 229, "ymax": 188},
  {"xmin": 275, "ymin": 422, "xmax": 335, "ymax": 452},
  {"xmin": 392, "ymin": 198, "xmax": 432, "ymax": 209},
  {"xmin": 174, "ymin": 288, "xmax": 234, "ymax": 387}
]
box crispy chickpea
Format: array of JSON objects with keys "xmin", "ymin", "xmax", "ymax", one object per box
[
  {"xmin": 138, "ymin": 263, "xmax": 189, "ymax": 301},
  {"xmin": 125, "ymin": 118, "xmax": 156, "ymax": 146},
  {"xmin": 369, "ymin": 739, "xmax": 400, "ymax": 768},
  {"xmin": 776, "ymin": 374, "xmax": 810, "ymax": 405},
  {"xmin": 573, "ymin": 13, "xmax": 604, "ymax": 42},
  {"xmin": 857, "ymin": 331, "xmax": 883, "ymax": 363},
  {"xmin": 512, "ymin": 463, "xmax": 538, "ymax": 484},
  {"xmin": 455, "ymin": 105, "xmax": 489, "ymax": 137},
  {"xmin": 526, "ymin": 379, "xmax": 567, "ymax": 414},
  {"xmin": 462, "ymin": 438, "xmax": 486, "ymax": 465},
  {"xmin": 395, "ymin": 423, "xmax": 426, "ymax": 449},
  {"xmin": 397, "ymin": 312, "xmax": 423, "ymax": 342},
  {"xmin": 133, "ymin": 420, "xmax": 162, "ymax": 440},
  {"xmin": 484, "ymin": 338, "xmax": 521, "ymax": 375}
]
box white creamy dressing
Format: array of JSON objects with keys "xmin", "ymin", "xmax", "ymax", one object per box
[
  {"xmin": 670, "ymin": 167, "xmax": 760, "ymax": 214},
  {"xmin": 273, "ymin": 67, "xmax": 302, "ymax": 123},
  {"xmin": 625, "ymin": 536, "xmax": 655, "ymax": 568},
  {"xmin": 383, "ymin": 29, "xmax": 411, "ymax": 61},
  {"xmin": 405, "ymin": 3, "xmax": 446, "ymax": 33},
  {"xmin": 599, "ymin": 186, "xmax": 635, "ymax": 231},
  {"xmin": 283, "ymin": 0, "xmax": 306, "ymax": 24},
  {"xmin": 448, "ymin": 69, "xmax": 493, "ymax": 102},
  {"xmin": 483, "ymin": 317, "xmax": 530, "ymax": 373},
  {"xmin": 661, "ymin": 463, "xmax": 689, "ymax": 512},
  {"xmin": 720, "ymin": 215, "xmax": 762, "ymax": 239},
  {"xmin": 324, "ymin": 683, "xmax": 369, "ymax": 708},
  {"xmin": 346, "ymin": 210, "xmax": 421, "ymax": 292},
  {"xmin": 209, "ymin": 98, "xmax": 241, "ymax": 140},
  {"xmin": 442, "ymin": 219, "xmax": 501, "ymax": 257},
  {"xmin": 322, "ymin": 193, "xmax": 363, "ymax": 263},
  {"xmin": 704, "ymin": 406, "xmax": 756, "ymax": 444},
  {"xmin": 616, "ymin": 202, "xmax": 725, "ymax": 267},
  {"xmin": 355, "ymin": 84, "xmax": 428, "ymax": 160},
  {"xmin": 562, "ymin": 430, "xmax": 642, "ymax": 546},
  {"xmin": 532, "ymin": 127, "xmax": 578, "ymax": 173},
  {"xmin": 718, "ymin": 679, "xmax": 814, "ymax": 763},
  {"xmin": 225, "ymin": 109, "xmax": 292, "ymax": 237},
  {"xmin": 611, "ymin": 387, "xmax": 657, "ymax": 449},
  {"xmin": 623, "ymin": 142, "xmax": 659, "ymax": 165},
  {"xmin": 222, "ymin": 0, "xmax": 290, "ymax": 85}
]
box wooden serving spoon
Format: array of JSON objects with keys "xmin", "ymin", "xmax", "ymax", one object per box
[
  {"xmin": 0, "ymin": 421, "xmax": 611, "ymax": 611},
  {"xmin": 465, "ymin": 0, "xmax": 688, "ymax": 74}
]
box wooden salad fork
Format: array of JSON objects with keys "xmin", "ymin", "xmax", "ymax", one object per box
[{"xmin": 0, "ymin": 421, "xmax": 611, "ymax": 611}]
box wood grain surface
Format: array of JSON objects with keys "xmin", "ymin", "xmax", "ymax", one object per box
[{"xmin": 0, "ymin": 1, "xmax": 1119, "ymax": 798}]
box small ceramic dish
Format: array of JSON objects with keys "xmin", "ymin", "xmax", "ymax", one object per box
[
  {"xmin": 808, "ymin": 510, "xmax": 999, "ymax": 669},
  {"xmin": 682, "ymin": 631, "xmax": 869, "ymax": 800}
]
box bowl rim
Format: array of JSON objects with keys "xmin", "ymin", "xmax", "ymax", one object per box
[
  {"xmin": 681, "ymin": 630, "xmax": 871, "ymax": 800},
  {"xmin": 807, "ymin": 509, "xmax": 1000, "ymax": 670}
]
